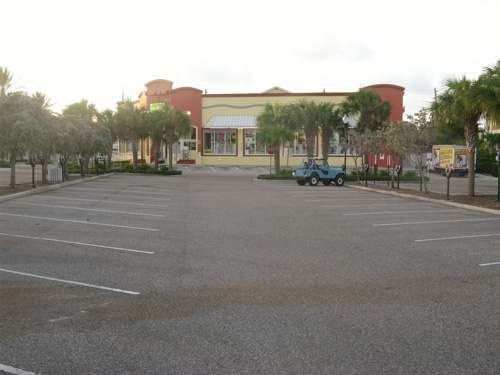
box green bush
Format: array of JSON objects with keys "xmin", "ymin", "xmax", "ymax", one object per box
[
  {"xmin": 111, "ymin": 160, "xmax": 131, "ymax": 167},
  {"xmin": 0, "ymin": 159, "xmax": 10, "ymax": 168},
  {"xmin": 116, "ymin": 164, "xmax": 181, "ymax": 175},
  {"xmin": 403, "ymin": 170, "xmax": 417, "ymax": 179},
  {"xmin": 258, "ymin": 168, "xmax": 295, "ymax": 180},
  {"xmin": 476, "ymin": 147, "xmax": 497, "ymax": 176}
]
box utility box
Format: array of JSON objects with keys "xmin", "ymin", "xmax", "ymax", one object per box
[
  {"xmin": 49, "ymin": 168, "xmax": 63, "ymax": 182},
  {"xmin": 432, "ymin": 145, "xmax": 469, "ymax": 175}
]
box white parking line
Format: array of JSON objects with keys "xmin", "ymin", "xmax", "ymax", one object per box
[
  {"xmin": 0, "ymin": 233, "xmax": 154, "ymax": 254},
  {"xmin": 57, "ymin": 191, "xmax": 172, "ymax": 201},
  {"xmin": 0, "ymin": 363, "xmax": 38, "ymax": 375},
  {"xmin": 345, "ymin": 210, "xmax": 462, "ymax": 216},
  {"xmin": 479, "ymin": 262, "xmax": 500, "ymax": 267},
  {"xmin": 14, "ymin": 202, "xmax": 165, "ymax": 218},
  {"xmin": 0, "ymin": 213, "xmax": 159, "ymax": 231},
  {"xmin": 33, "ymin": 196, "xmax": 169, "ymax": 208},
  {"xmin": 210, "ymin": 167, "xmax": 216, "ymax": 172},
  {"xmin": 0, "ymin": 269, "xmax": 140, "ymax": 295},
  {"xmin": 323, "ymin": 203, "xmax": 425, "ymax": 208},
  {"xmin": 67, "ymin": 187, "xmax": 173, "ymax": 196},
  {"xmin": 307, "ymin": 198, "xmax": 395, "ymax": 202},
  {"xmin": 416, "ymin": 233, "xmax": 500, "ymax": 242},
  {"xmin": 374, "ymin": 218, "xmax": 499, "ymax": 227}
]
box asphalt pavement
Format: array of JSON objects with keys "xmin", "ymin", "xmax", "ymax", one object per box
[{"xmin": 1, "ymin": 172, "xmax": 500, "ymax": 374}]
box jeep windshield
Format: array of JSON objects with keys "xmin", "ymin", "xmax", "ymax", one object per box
[{"xmin": 298, "ymin": 159, "xmax": 329, "ymax": 169}]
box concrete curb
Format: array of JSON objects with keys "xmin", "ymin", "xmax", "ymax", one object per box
[
  {"xmin": 0, "ymin": 173, "xmax": 115, "ymax": 203},
  {"xmin": 347, "ymin": 184, "xmax": 500, "ymax": 216}
]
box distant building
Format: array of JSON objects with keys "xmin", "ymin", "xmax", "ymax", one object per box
[{"xmin": 117, "ymin": 79, "xmax": 405, "ymax": 168}]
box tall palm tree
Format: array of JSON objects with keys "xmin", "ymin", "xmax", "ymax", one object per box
[
  {"xmin": 317, "ymin": 104, "xmax": 344, "ymax": 163},
  {"xmin": 165, "ymin": 109, "xmax": 192, "ymax": 171},
  {"xmin": 340, "ymin": 88, "xmax": 391, "ymax": 133},
  {"xmin": 257, "ymin": 102, "xmax": 294, "ymax": 174},
  {"xmin": 32, "ymin": 92, "xmax": 54, "ymax": 111},
  {"xmin": 115, "ymin": 100, "xmax": 146, "ymax": 170},
  {"xmin": 432, "ymin": 76, "xmax": 482, "ymax": 196},
  {"xmin": 286, "ymin": 99, "xmax": 321, "ymax": 162},
  {"xmin": 100, "ymin": 109, "xmax": 117, "ymax": 168},
  {"xmin": 477, "ymin": 59, "xmax": 500, "ymax": 129},
  {"xmin": 0, "ymin": 66, "xmax": 16, "ymax": 95}
]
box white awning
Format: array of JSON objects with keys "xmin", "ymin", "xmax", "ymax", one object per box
[{"xmin": 204, "ymin": 115, "xmax": 258, "ymax": 129}]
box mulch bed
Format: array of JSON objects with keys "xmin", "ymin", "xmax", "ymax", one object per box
[
  {"xmin": 348, "ymin": 182, "xmax": 500, "ymax": 211},
  {"xmin": 0, "ymin": 175, "xmax": 89, "ymax": 197}
]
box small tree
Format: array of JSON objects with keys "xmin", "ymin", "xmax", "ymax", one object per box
[
  {"xmin": 406, "ymin": 108, "xmax": 434, "ymax": 192},
  {"xmin": 0, "ymin": 92, "xmax": 45, "ymax": 188}
]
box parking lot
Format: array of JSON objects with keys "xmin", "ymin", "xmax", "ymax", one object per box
[{"xmin": 1, "ymin": 173, "xmax": 500, "ymax": 374}]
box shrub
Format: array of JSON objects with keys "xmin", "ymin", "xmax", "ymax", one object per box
[
  {"xmin": 258, "ymin": 168, "xmax": 295, "ymax": 180},
  {"xmin": 403, "ymin": 170, "xmax": 417, "ymax": 179},
  {"xmin": 476, "ymin": 147, "xmax": 497, "ymax": 176},
  {"xmin": 0, "ymin": 159, "xmax": 10, "ymax": 168}
]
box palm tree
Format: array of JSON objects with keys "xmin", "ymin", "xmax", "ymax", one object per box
[
  {"xmin": 340, "ymin": 88, "xmax": 391, "ymax": 133},
  {"xmin": 100, "ymin": 109, "xmax": 117, "ymax": 168},
  {"xmin": 32, "ymin": 92, "xmax": 54, "ymax": 111},
  {"xmin": 286, "ymin": 99, "xmax": 321, "ymax": 162},
  {"xmin": 115, "ymin": 101, "xmax": 147, "ymax": 170},
  {"xmin": 147, "ymin": 110, "xmax": 168, "ymax": 170},
  {"xmin": 257, "ymin": 102, "xmax": 294, "ymax": 174},
  {"xmin": 0, "ymin": 66, "xmax": 16, "ymax": 95},
  {"xmin": 165, "ymin": 109, "xmax": 192, "ymax": 171},
  {"xmin": 317, "ymin": 104, "xmax": 344, "ymax": 163},
  {"xmin": 432, "ymin": 76, "xmax": 482, "ymax": 196},
  {"xmin": 478, "ymin": 59, "xmax": 500, "ymax": 129}
]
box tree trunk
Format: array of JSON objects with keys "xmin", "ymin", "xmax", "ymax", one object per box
[
  {"xmin": 9, "ymin": 154, "xmax": 16, "ymax": 188},
  {"xmin": 154, "ymin": 151, "xmax": 159, "ymax": 171},
  {"xmin": 464, "ymin": 120, "xmax": 478, "ymax": 196},
  {"xmin": 468, "ymin": 146, "xmax": 475, "ymax": 196},
  {"xmin": 168, "ymin": 143, "xmax": 174, "ymax": 171},
  {"xmin": 107, "ymin": 144, "xmax": 113, "ymax": 172},
  {"xmin": 274, "ymin": 146, "xmax": 281, "ymax": 175},
  {"xmin": 305, "ymin": 129, "xmax": 316, "ymax": 162},
  {"xmin": 132, "ymin": 141, "xmax": 138, "ymax": 170},
  {"xmin": 41, "ymin": 155, "xmax": 48, "ymax": 183},
  {"xmin": 140, "ymin": 139, "xmax": 144, "ymax": 165}
]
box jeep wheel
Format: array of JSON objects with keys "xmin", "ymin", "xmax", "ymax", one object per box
[
  {"xmin": 322, "ymin": 180, "xmax": 331, "ymax": 186},
  {"xmin": 334, "ymin": 175, "xmax": 345, "ymax": 186},
  {"xmin": 296, "ymin": 179, "xmax": 306, "ymax": 185},
  {"xmin": 309, "ymin": 173, "xmax": 319, "ymax": 186}
]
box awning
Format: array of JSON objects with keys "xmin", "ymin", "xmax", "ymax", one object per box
[{"xmin": 204, "ymin": 115, "xmax": 258, "ymax": 129}]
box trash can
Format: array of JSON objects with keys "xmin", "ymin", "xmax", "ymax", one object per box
[{"xmin": 49, "ymin": 168, "xmax": 63, "ymax": 182}]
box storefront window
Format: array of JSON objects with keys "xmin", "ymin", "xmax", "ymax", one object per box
[
  {"xmin": 245, "ymin": 130, "xmax": 267, "ymax": 155},
  {"xmin": 292, "ymin": 131, "xmax": 316, "ymax": 155},
  {"xmin": 328, "ymin": 132, "xmax": 353, "ymax": 155},
  {"xmin": 334, "ymin": 132, "xmax": 352, "ymax": 156},
  {"xmin": 203, "ymin": 129, "xmax": 237, "ymax": 155}
]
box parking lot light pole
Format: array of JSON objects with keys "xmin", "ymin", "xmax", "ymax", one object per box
[{"xmin": 92, "ymin": 115, "xmax": 98, "ymax": 176}]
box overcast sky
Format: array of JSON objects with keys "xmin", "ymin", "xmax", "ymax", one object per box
[{"xmin": 2, "ymin": 0, "xmax": 499, "ymax": 117}]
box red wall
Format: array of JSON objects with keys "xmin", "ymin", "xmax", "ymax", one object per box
[{"xmin": 366, "ymin": 84, "xmax": 405, "ymax": 122}]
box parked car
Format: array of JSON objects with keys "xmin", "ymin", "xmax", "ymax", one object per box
[{"xmin": 293, "ymin": 158, "xmax": 346, "ymax": 186}]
